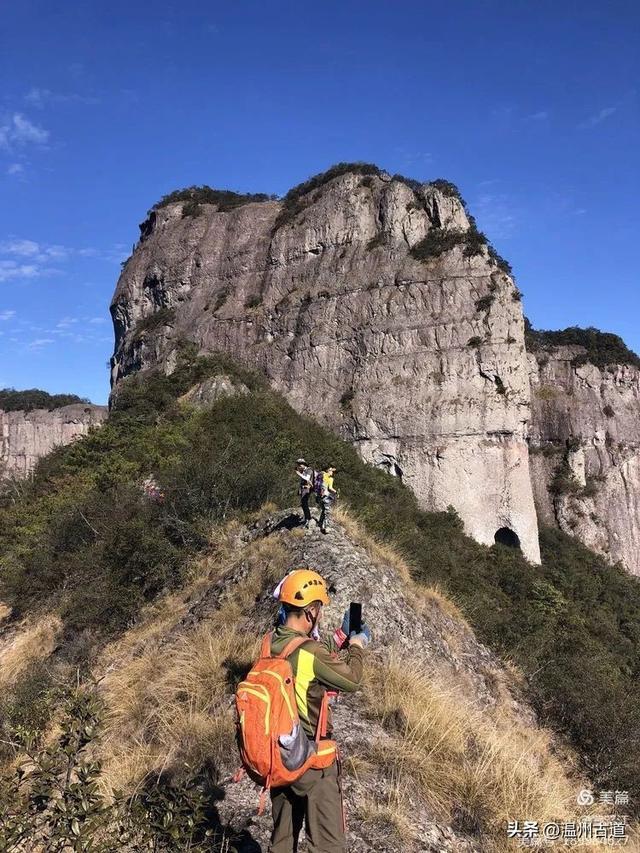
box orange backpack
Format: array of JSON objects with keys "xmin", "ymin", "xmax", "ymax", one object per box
[{"xmin": 235, "ymin": 631, "xmax": 337, "ymax": 808}]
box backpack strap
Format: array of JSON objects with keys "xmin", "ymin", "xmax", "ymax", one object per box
[
  {"xmin": 260, "ymin": 631, "xmax": 273, "ymax": 659},
  {"xmin": 315, "ymin": 691, "xmax": 330, "ymax": 743},
  {"xmin": 277, "ymin": 637, "xmax": 333, "ymax": 746},
  {"xmin": 277, "ymin": 636, "xmax": 311, "ymax": 660}
]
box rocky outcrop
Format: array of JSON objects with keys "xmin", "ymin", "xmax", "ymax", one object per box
[
  {"xmin": 0, "ymin": 404, "xmax": 108, "ymax": 480},
  {"xmin": 529, "ymin": 346, "xmax": 640, "ymax": 575},
  {"xmin": 110, "ymin": 169, "xmax": 541, "ymax": 562}
]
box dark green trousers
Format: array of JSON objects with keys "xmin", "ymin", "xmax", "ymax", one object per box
[{"xmin": 269, "ymin": 762, "xmax": 345, "ymax": 853}]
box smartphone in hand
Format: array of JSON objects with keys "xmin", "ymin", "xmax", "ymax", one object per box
[{"xmin": 349, "ymin": 602, "xmax": 362, "ymax": 636}]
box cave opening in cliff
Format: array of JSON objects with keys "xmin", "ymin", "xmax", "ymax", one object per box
[{"xmin": 494, "ymin": 527, "xmax": 521, "ymax": 549}]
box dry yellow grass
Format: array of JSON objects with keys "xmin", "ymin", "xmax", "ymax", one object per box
[
  {"xmin": 98, "ymin": 617, "xmax": 257, "ymax": 794},
  {"xmin": 96, "ymin": 533, "xmax": 289, "ymax": 794},
  {"xmin": 355, "ymin": 779, "xmax": 416, "ymax": 844},
  {"xmin": 362, "ymin": 654, "xmax": 607, "ymax": 852},
  {"xmin": 343, "ymin": 753, "xmax": 376, "ymax": 780},
  {"xmin": 0, "ymin": 614, "xmax": 62, "ymax": 688}
]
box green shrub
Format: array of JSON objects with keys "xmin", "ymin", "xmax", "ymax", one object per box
[
  {"xmin": 390, "ymin": 173, "xmax": 423, "ymax": 193},
  {"xmin": 274, "ymin": 162, "xmax": 382, "ymax": 230},
  {"xmin": 212, "ymin": 289, "xmax": 229, "ymax": 313},
  {"xmin": 535, "ymin": 385, "xmax": 557, "ymax": 400},
  {"xmin": 272, "ymin": 164, "xmax": 471, "ymax": 233},
  {"xmin": 494, "ymin": 376, "xmax": 506, "ymax": 395},
  {"xmin": 524, "ymin": 318, "xmax": 640, "ymax": 369},
  {"xmin": 410, "ymin": 228, "xmax": 468, "ymax": 260},
  {"xmin": 475, "ymin": 295, "xmax": 494, "ymax": 312},
  {"xmin": 339, "ymin": 389, "xmax": 355, "ymax": 410},
  {"xmin": 0, "ymin": 389, "xmax": 89, "ymax": 412},
  {"xmin": 132, "ymin": 307, "xmax": 175, "ymax": 339},
  {"xmin": 409, "ymin": 223, "xmax": 512, "ymax": 276},
  {"xmin": 550, "ymin": 458, "xmax": 581, "ymax": 495},
  {"xmin": 529, "ymin": 442, "xmax": 562, "ymax": 457},
  {"xmin": 427, "ymin": 178, "xmax": 465, "ymax": 201},
  {"xmin": 581, "ymin": 475, "xmax": 605, "ymax": 498},
  {"xmin": 284, "ymin": 162, "xmax": 381, "ymax": 203},
  {"xmin": 152, "ymin": 185, "xmax": 272, "ymax": 215},
  {"xmin": 485, "ymin": 243, "xmax": 512, "ymax": 275},
  {"xmin": 406, "ymin": 188, "xmax": 513, "ymax": 275},
  {"xmin": 0, "ymin": 690, "xmax": 224, "ymax": 851},
  {"xmin": 0, "ymin": 664, "xmax": 56, "ymax": 759},
  {"xmin": 0, "ymin": 350, "xmax": 266, "ymax": 642},
  {"xmin": 181, "ymin": 200, "xmax": 205, "ymax": 218}
]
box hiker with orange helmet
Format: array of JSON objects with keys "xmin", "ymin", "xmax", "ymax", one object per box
[
  {"xmin": 237, "ymin": 568, "xmax": 370, "ymax": 853},
  {"xmin": 271, "ymin": 569, "xmax": 370, "ymax": 852}
]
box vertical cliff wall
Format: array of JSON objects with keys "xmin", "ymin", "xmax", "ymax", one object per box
[
  {"xmin": 0, "ymin": 404, "xmax": 108, "ymax": 479},
  {"xmin": 529, "ymin": 345, "xmax": 640, "ymax": 575},
  {"xmin": 110, "ymin": 168, "xmax": 541, "ymax": 562}
]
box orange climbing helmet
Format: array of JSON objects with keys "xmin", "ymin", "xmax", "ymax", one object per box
[{"xmin": 277, "ymin": 569, "xmax": 330, "ymax": 608}]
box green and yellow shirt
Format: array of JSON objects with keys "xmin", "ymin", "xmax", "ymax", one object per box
[{"xmin": 270, "ymin": 625, "xmax": 364, "ymax": 738}]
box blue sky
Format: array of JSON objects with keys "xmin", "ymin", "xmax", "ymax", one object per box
[{"xmin": 1, "ymin": 0, "xmax": 638, "ymax": 404}]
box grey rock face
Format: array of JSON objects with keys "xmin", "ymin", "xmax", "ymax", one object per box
[
  {"xmin": 0, "ymin": 404, "xmax": 108, "ymax": 479},
  {"xmin": 110, "ymin": 171, "xmax": 541, "ymax": 562},
  {"xmin": 529, "ymin": 346, "xmax": 640, "ymax": 575}
]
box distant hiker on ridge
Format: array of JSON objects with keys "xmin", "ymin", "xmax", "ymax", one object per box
[
  {"xmin": 316, "ymin": 465, "xmax": 338, "ymax": 535},
  {"xmin": 295, "ymin": 458, "xmax": 314, "ymax": 528},
  {"xmin": 235, "ymin": 569, "xmax": 371, "ymax": 853}
]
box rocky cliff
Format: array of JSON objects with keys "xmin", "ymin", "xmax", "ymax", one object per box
[
  {"xmin": 0, "ymin": 404, "xmax": 108, "ymax": 479},
  {"xmin": 110, "ymin": 166, "xmax": 541, "ymax": 563},
  {"xmin": 529, "ymin": 344, "xmax": 640, "ymax": 575}
]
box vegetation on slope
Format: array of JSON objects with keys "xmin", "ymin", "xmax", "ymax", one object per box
[
  {"xmin": 1, "ymin": 348, "xmax": 639, "ymax": 828},
  {"xmin": 274, "ymin": 162, "xmax": 382, "ymax": 227},
  {"xmin": 525, "ymin": 318, "xmax": 640, "ymax": 369},
  {"xmin": 151, "ymin": 186, "xmax": 275, "ymax": 219},
  {"xmin": 154, "ymin": 163, "xmax": 469, "ymax": 232},
  {"xmin": 408, "ymin": 193, "xmax": 512, "ymax": 274},
  {"xmin": 0, "ymin": 388, "xmax": 90, "ymax": 412},
  {"xmin": 131, "ymin": 306, "xmax": 176, "ymax": 339}
]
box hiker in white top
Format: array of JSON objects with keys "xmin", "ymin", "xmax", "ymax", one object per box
[{"xmin": 295, "ymin": 458, "xmax": 314, "ymax": 528}]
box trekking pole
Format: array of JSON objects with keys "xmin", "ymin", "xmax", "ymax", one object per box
[{"xmin": 337, "ymin": 748, "xmax": 347, "ymax": 833}]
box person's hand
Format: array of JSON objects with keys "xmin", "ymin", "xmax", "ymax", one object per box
[
  {"xmin": 333, "ymin": 609, "xmax": 351, "ymax": 649},
  {"xmin": 349, "ymin": 623, "xmax": 371, "ymax": 648}
]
